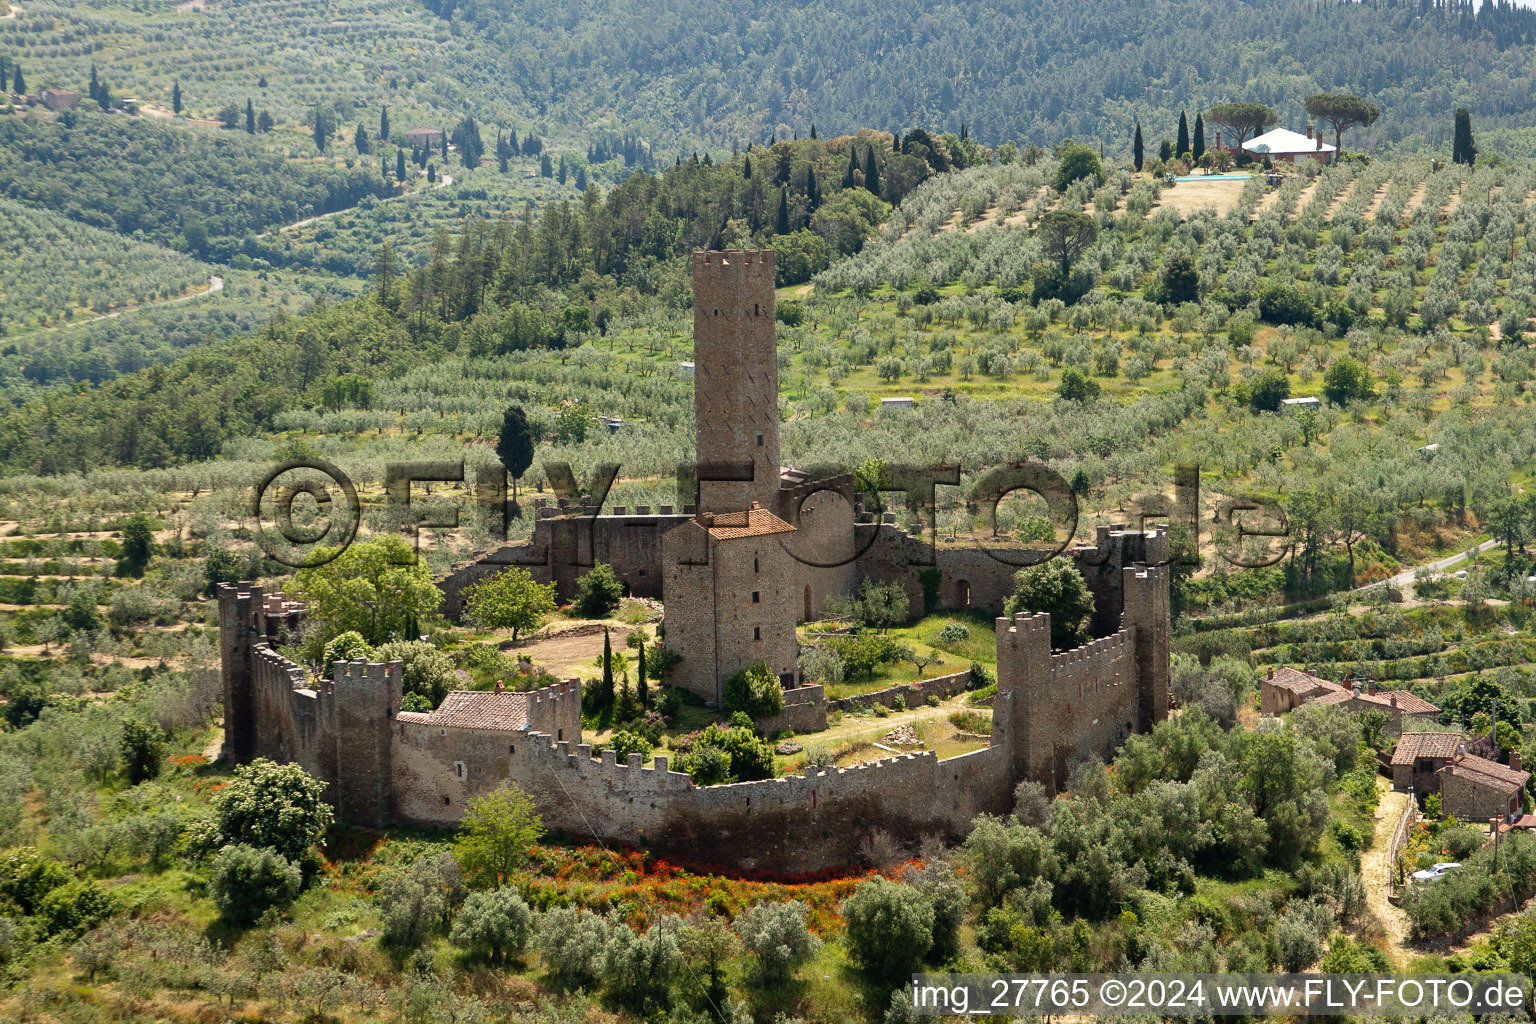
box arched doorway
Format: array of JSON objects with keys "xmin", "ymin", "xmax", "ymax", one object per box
[
  {"xmin": 803, "ymin": 585, "xmax": 813, "ymax": 621},
  {"xmin": 955, "ymin": 580, "xmax": 971, "ymax": 608}
]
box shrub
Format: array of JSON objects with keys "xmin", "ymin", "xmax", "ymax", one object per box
[
  {"xmin": 966, "ymin": 662, "xmax": 993, "ymax": 690},
  {"xmin": 609, "ymin": 730, "xmax": 654, "ymax": 762},
  {"xmin": 733, "ymin": 900, "xmax": 821, "ymax": 984},
  {"xmin": 1258, "ymin": 283, "xmax": 1317, "ymax": 327},
  {"xmin": 936, "ymin": 623, "xmax": 970, "ymax": 644},
  {"xmin": 538, "ymin": 907, "xmax": 611, "ymax": 990},
  {"xmin": 119, "ymin": 717, "xmax": 166, "ymax": 784},
  {"xmin": 573, "ymin": 563, "xmax": 625, "ymax": 618},
  {"xmin": 453, "ymin": 784, "xmax": 545, "ymax": 887},
  {"xmin": 375, "ymin": 639, "xmax": 456, "ymax": 707},
  {"xmin": 450, "ymin": 887, "xmax": 534, "ymax": 964},
  {"xmin": 37, "ymin": 880, "xmax": 115, "ymax": 937},
  {"xmin": 210, "ymin": 844, "xmax": 302, "ymax": 926},
  {"xmin": 1004, "ymin": 558, "xmax": 1096, "ymax": 649},
  {"xmin": 797, "ymin": 645, "xmax": 844, "ymax": 688},
  {"xmin": 722, "ymin": 661, "xmax": 784, "ymax": 720},
  {"xmin": 378, "ymin": 855, "xmax": 462, "ymax": 949},
  {"xmin": 0, "ymin": 848, "xmax": 69, "ymax": 915},
  {"xmin": 213, "ymin": 759, "xmax": 334, "ymax": 864},
  {"xmin": 841, "ymin": 876, "xmax": 935, "ymax": 980},
  {"xmin": 603, "ymin": 920, "xmax": 683, "ymax": 1013},
  {"xmin": 1274, "ymin": 900, "xmax": 1331, "ymax": 971},
  {"xmin": 321, "ymin": 630, "xmax": 373, "ymax": 676},
  {"xmin": 1248, "ymin": 368, "xmax": 1291, "ymax": 412}
]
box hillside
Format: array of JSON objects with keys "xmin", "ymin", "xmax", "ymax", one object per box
[
  {"xmin": 436, "ymin": 0, "xmax": 1536, "ymax": 152},
  {"xmin": 7, "ymin": 0, "xmax": 1536, "ymax": 156}
]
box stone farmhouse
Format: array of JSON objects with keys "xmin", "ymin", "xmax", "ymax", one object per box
[
  {"xmin": 1391, "ymin": 732, "xmax": 1530, "ymax": 822},
  {"xmin": 217, "ymin": 247, "xmax": 1176, "ymax": 870},
  {"xmin": 1260, "ymin": 665, "xmax": 1439, "ymax": 731}
]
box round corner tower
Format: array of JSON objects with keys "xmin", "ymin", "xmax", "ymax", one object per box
[{"xmin": 692, "ymin": 249, "xmax": 779, "ymax": 512}]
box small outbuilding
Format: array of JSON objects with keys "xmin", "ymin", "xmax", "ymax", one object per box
[
  {"xmin": 880, "ymin": 397, "xmax": 915, "ymax": 413},
  {"xmin": 1281, "ymin": 396, "xmax": 1320, "ymax": 410},
  {"xmin": 38, "ymin": 88, "xmax": 80, "ymax": 111},
  {"xmin": 403, "ymin": 127, "xmax": 444, "ymax": 149}
]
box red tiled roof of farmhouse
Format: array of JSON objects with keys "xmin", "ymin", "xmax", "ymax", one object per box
[
  {"xmin": 1391, "ymin": 732, "xmax": 1464, "ymax": 766},
  {"xmin": 1310, "ymin": 688, "xmax": 1355, "ymax": 707},
  {"xmin": 1267, "ymin": 666, "xmax": 1344, "ymax": 695},
  {"xmin": 395, "ymin": 690, "xmax": 530, "ymax": 731},
  {"xmin": 1353, "ymin": 688, "xmax": 1440, "ymax": 715},
  {"xmin": 700, "ymin": 503, "xmax": 796, "ymax": 540},
  {"xmin": 1438, "ymin": 753, "xmax": 1531, "ymax": 793}
]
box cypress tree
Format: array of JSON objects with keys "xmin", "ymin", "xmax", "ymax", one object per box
[
  {"xmin": 637, "ymin": 642, "xmax": 648, "ymax": 709},
  {"xmin": 171, "ymin": 80, "xmax": 181, "ymax": 114},
  {"xmin": 246, "ymin": 99, "xmax": 256, "ymax": 134},
  {"xmin": 89, "ymin": 65, "xmax": 99, "ymax": 104},
  {"xmin": 441, "ymin": 129, "xmax": 448, "ymax": 160},
  {"xmin": 600, "ymin": 630, "xmax": 615, "ymax": 712},
  {"xmin": 1133, "ymin": 122, "xmax": 1144, "ymax": 172},
  {"xmin": 1176, "ymin": 111, "xmax": 1190, "ymax": 158},
  {"xmin": 1453, "ymin": 108, "xmax": 1477, "ymax": 166},
  {"xmin": 809, "ymin": 122, "xmax": 817, "ymax": 139},
  {"xmin": 775, "ymin": 188, "xmax": 790, "ymax": 235},
  {"xmin": 806, "ymin": 165, "xmax": 819, "ymax": 212},
  {"xmin": 864, "ymin": 144, "xmax": 880, "ymax": 197},
  {"xmin": 844, "ymin": 147, "xmax": 858, "ymax": 188},
  {"xmin": 743, "ymin": 154, "xmax": 752, "ymax": 178},
  {"xmin": 379, "ymin": 104, "xmax": 389, "ymax": 142},
  {"xmin": 396, "ymin": 147, "xmax": 406, "ymax": 181},
  {"xmin": 1193, "ymin": 113, "xmax": 1206, "ymax": 161},
  {"xmin": 13, "ymin": 65, "xmax": 24, "ymax": 94}
]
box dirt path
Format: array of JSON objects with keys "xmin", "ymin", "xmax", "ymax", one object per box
[
  {"xmin": 0, "ymin": 3, "xmax": 19, "ymax": 19},
  {"xmin": 1363, "ymin": 779, "xmax": 1411, "ymax": 967},
  {"xmin": 1401, "ymin": 180, "xmax": 1431, "ymax": 222},
  {"xmin": 1325, "ymin": 178, "xmax": 1359, "ymax": 221},
  {"xmin": 27, "ymin": 275, "xmax": 222, "ymax": 335},
  {"xmin": 263, "ymin": 174, "xmax": 453, "ymax": 237},
  {"xmin": 1442, "ymin": 187, "xmax": 1463, "ymax": 221},
  {"xmin": 1289, "ymin": 178, "xmax": 1322, "ymax": 221},
  {"xmin": 1362, "ymin": 183, "xmax": 1390, "ymax": 220}
]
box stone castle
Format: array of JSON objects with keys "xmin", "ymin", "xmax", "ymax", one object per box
[{"xmin": 218, "ymin": 248, "xmax": 1173, "ymax": 871}]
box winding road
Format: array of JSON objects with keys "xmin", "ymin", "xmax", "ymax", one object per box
[
  {"xmin": 32, "ymin": 274, "xmax": 223, "ymax": 334},
  {"xmin": 0, "ymin": 3, "xmax": 19, "ymax": 20},
  {"xmin": 1355, "ymin": 538, "xmax": 1500, "ymax": 593},
  {"xmin": 261, "ymin": 172, "xmax": 453, "ymax": 237}
]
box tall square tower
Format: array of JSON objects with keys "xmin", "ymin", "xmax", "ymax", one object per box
[{"xmin": 692, "ymin": 250, "xmax": 779, "ymax": 513}]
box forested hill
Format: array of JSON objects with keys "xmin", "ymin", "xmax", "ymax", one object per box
[{"xmin": 430, "ymin": 0, "xmax": 1536, "ymax": 153}]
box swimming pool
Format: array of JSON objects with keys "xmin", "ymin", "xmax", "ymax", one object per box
[{"xmin": 1172, "ymin": 173, "xmax": 1254, "ymax": 182}]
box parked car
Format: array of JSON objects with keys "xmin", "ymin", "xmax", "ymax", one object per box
[{"xmin": 1411, "ymin": 862, "xmax": 1462, "ymax": 882}]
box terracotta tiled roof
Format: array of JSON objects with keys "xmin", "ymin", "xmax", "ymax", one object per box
[
  {"xmin": 1391, "ymin": 732, "xmax": 1464, "ymax": 766},
  {"xmin": 1267, "ymin": 666, "xmax": 1341, "ymax": 695},
  {"xmin": 1439, "ymin": 753, "xmax": 1531, "ymax": 793},
  {"xmin": 1311, "ymin": 689, "xmax": 1355, "ymax": 706},
  {"xmin": 404, "ymin": 690, "xmax": 530, "ymax": 731},
  {"xmin": 1354, "ymin": 688, "xmax": 1440, "ymax": 715},
  {"xmin": 699, "ymin": 504, "xmax": 796, "ymax": 540}
]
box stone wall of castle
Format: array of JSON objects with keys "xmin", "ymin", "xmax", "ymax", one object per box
[
  {"xmin": 437, "ymin": 505, "xmax": 695, "ymax": 615},
  {"xmin": 221, "ymin": 558, "xmax": 1169, "ymax": 869},
  {"xmin": 997, "ymin": 564, "xmax": 1170, "ymax": 789}
]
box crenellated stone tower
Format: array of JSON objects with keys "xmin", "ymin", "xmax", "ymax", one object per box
[{"xmin": 692, "ymin": 250, "xmax": 779, "ymax": 513}]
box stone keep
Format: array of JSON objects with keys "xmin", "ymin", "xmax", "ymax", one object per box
[
  {"xmin": 692, "ymin": 250, "xmax": 779, "ymax": 513},
  {"xmin": 661, "ymin": 504, "xmax": 800, "ymax": 704}
]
